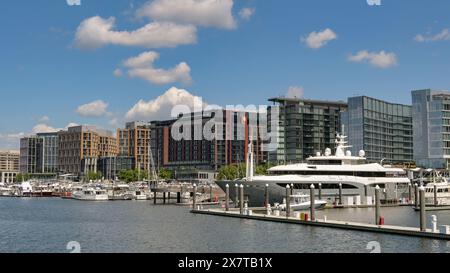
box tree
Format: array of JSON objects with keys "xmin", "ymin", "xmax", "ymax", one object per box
[
  {"xmin": 118, "ymin": 169, "xmax": 148, "ymax": 183},
  {"xmin": 85, "ymin": 171, "xmax": 102, "ymax": 181},
  {"xmin": 16, "ymin": 173, "xmax": 30, "ymax": 182},
  {"xmin": 159, "ymin": 168, "xmax": 173, "ymax": 180}
]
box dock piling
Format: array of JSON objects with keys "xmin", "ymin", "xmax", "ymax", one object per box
[
  {"xmin": 192, "ymin": 184, "xmax": 197, "ymax": 210},
  {"xmin": 290, "ymin": 183, "xmax": 294, "ymax": 196},
  {"xmin": 420, "ymin": 186, "xmax": 426, "ymax": 232},
  {"xmin": 408, "ymin": 183, "xmax": 412, "ymax": 204},
  {"xmin": 338, "ymin": 183, "xmax": 343, "ymax": 205},
  {"xmin": 225, "ymin": 184, "xmax": 230, "ymax": 212},
  {"xmin": 310, "ymin": 184, "xmax": 315, "ymax": 221},
  {"xmin": 163, "ymin": 192, "xmax": 166, "ymax": 204},
  {"xmin": 239, "ymin": 184, "xmax": 244, "ymax": 215},
  {"xmin": 414, "ymin": 184, "xmax": 419, "ymax": 209},
  {"xmin": 235, "ymin": 184, "xmax": 239, "ymax": 208},
  {"xmin": 375, "ymin": 185, "xmax": 381, "ymax": 225},
  {"xmin": 318, "ymin": 183, "xmax": 322, "ymax": 200},
  {"xmin": 434, "ymin": 184, "xmax": 438, "ymax": 206},
  {"xmin": 264, "ymin": 184, "xmax": 269, "ymax": 208},
  {"xmin": 286, "ymin": 185, "xmax": 291, "ymax": 218}
]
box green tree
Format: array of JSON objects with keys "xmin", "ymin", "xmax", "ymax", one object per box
[
  {"xmin": 16, "ymin": 173, "xmax": 30, "ymax": 182},
  {"xmin": 158, "ymin": 168, "xmax": 173, "ymax": 180},
  {"xmin": 85, "ymin": 171, "xmax": 102, "ymax": 181},
  {"xmin": 118, "ymin": 169, "xmax": 149, "ymax": 183}
]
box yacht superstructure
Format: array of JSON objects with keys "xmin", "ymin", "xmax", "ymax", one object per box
[{"xmin": 216, "ymin": 133, "xmax": 411, "ymax": 206}]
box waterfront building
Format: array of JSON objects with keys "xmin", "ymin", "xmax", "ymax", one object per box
[
  {"xmin": 58, "ymin": 125, "xmax": 118, "ymax": 176},
  {"xmin": 412, "ymin": 89, "xmax": 450, "ymax": 169},
  {"xmin": 0, "ymin": 150, "xmax": 19, "ymax": 183},
  {"xmin": 341, "ymin": 96, "xmax": 413, "ymax": 164},
  {"xmin": 97, "ymin": 156, "xmax": 134, "ymax": 180},
  {"xmin": 36, "ymin": 132, "xmax": 59, "ymax": 173},
  {"xmin": 19, "ymin": 136, "xmax": 43, "ymax": 174},
  {"xmin": 267, "ymin": 97, "xmax": 347, "ymax": 164},
  {"xmin": 19, "ymin": 132, "xmax": 59, "ymax": 176},
  {"xmin": 151, "ymin": 109, "xmax": 268, "ymax": 172},
  {"xmin": 117, "ymin": 122, "xmax": 151, "ymax": 171}
]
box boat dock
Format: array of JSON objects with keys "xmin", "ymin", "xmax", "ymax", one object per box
[
  {"xmin": 192, "ymin": 208, "xmax": 450, "ymax": 240},
  {"xmin": 190, "ymin": 183, "xmax": 450, "ymax": 241}
]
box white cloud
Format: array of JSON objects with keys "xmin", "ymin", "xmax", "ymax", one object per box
[
  {"xmin": 285, "ymin": 86, "xmax": 304, "ymax": 99},
  {"xmin": 120, "ymin": 51, "xmax": 192, "ymax": 85},
  {"xmin": 301, "ymin": 28, "xmax": 337, "ymax": 49},
  {"xmin": 126, "ymin": 87, "xmax": 207, "ymax": 121},
  {"xmin": 136, "ymin": 0, "xmax": 236, "ymax": 29},
  {"xmin": 31, "ymin": 122, "xmax": 80, "ymax": 134},
  {"xmin": 113, "ymin": 68, "xmax": 123, "ymax": 77},
  {"xmin": 415, "ymin": 28, "xmax": 450, "ymax": 42},
  {"xmin": 239, "ymin": 7, "xmax": 255, "ymax": 21},
  {"xmin": 37, "ymin": 116, "xmax": 51, "ymax": 123},
  {"xmin": 348, "ymin": 50, "xmax": 397, "ymax": 69},
  {"xmin": 76, "ymin": 100, "xmax": 110, "ymax": 117},
  {"xmin": 74, "ymin": 16, "xmax": 197, "ymax": 49},
  {"xmin": 0, "ymin": 133, "xmax": 25, "ymax": 150}
]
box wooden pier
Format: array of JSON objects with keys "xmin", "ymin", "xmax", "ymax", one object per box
[{"xmin": 191, "ymin": 208, "xmax": 450, "ymax": 240}]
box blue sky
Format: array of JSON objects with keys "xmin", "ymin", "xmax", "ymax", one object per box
[{"xmin": 1, "ymin": 0, "xmax": 450, "ymax": 149}]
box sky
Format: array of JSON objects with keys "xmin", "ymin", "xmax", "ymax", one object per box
[{"xmin": 1, "ymin": 0, "xmax": 450, "ymax": 149}]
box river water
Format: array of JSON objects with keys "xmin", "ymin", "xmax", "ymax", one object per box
[{"xmin": 0, "ymin": 198, "xmax": 449, "ymax": 253}]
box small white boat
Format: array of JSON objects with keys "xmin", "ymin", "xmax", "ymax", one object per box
[
  {"xmin": 425, "ymin": 181, "xmax": 450, "ymax": 205},
  {"xmin": 134, "ymin": 191, "xmax": 148, "ymax": 200},
  {"xmin": 72, "ymin": 187, "xmax": 109, "ymax": 201},
  {"xmin": 277, "ymin": 194, "xmax": 327, "ymax": 211}
]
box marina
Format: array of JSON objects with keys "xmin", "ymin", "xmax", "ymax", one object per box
[{"xmin": 0, "ymin": 197, "xmax": 450, "ymax": 253}]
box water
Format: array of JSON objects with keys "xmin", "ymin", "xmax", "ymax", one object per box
[{"xmin": 0, "ymin": 198, "xmax": 449, "ymax": 253}]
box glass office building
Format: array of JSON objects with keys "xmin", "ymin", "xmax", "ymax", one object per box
[
  {"xmin": 341, "ymin": 96, "xmax": 413, "ymax": 164},
  {"xmin": 268, "ymin": 97, "xmax": 348, "ymax": 164},
  {"xmin": 37, "ymin": 132, "xmax": 59, "ymax": 174},
  {"xmin": 412, "ymin": 89, "xmax": 450, "ymax": 169}
]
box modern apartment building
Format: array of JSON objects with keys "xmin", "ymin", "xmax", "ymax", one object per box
[
  {"xmin": 117, "ymin": 122, "xmax": 151, "ymax": 171},
  {"xmin": 268, "ymin": 97, "xmax": 348, "ymax": 164},
  {"xmin": 0, "ymin": 150, "xmax": 19, "ymax": 183},
  {"xmin": 58, "ymin": 125, "xmax": 118, "ymax": 175},
  {"xmin": 19, "ymin": 136, "xmax": 43, "ymax": 174},
  {"xmin": 97, "ymin": 156, "xmax": 134, "ymax": 180},
  {"xmin": 151, "ymin": 109, "xmax": 268, "ymax": 171},
  {"xmin": 341, "ymin": 96, "xmax": 413, "ymax": 164},
  {"xmin": 412, "ymin": 89, "xmax": 450, "ymax": 169}
]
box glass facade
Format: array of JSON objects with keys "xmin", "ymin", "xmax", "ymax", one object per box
[
  {"xmin": 37, "ymin": 132, "xmax": 59, "ymax": 173},
  {"xmin": 342, "ymin": 96, "xmax": 413, "ymax": 164},
  {"xmin": 412, "ymin": 89, "xmax": 450, "ymax": 169},
  {"xmin": 268, "ymin": 98, "xmax": 347, "ymax": 164}
]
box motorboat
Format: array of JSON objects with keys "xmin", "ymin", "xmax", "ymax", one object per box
[
  {"xmin": 72, "ymin": 187, "xmax": 109, "ymax": 201},
  {"xmin": 276, "ymin": 194, "xmax": 328, "ymax": 211}
]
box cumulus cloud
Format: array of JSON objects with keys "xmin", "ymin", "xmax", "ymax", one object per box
[
  {"xmin": 37, "ymin": 116, "xmax": 51, "ymax": 123},
  {"xmin": 113, "ymin": 68, "xmax": 123, "ymax": 77},
  {"xmin": 348, "ymin": 50, "xmax": 397, "ymax": 69},
  {"xmin": 126, "ymin": 87, "xmax": 207, "ymax": 121},
  {"xmin": 136, "ymin": 0, "xmax": 236, "ymax": 29},
  {"xmin": 120, "ymin": 51, "xmax": 192, "ymax": 85},
  {"xmin": 301, "ymin": 28, "xmax": 337, "ymax": 49},
  {"xmin": 285, "ymin": 86, "xmax": 304, "ymax": 99},
  {"xmin": 76, "ymin": 100, "xmax": 110, "ymax": 117},
  {"xmin": 415, "ymin": 28, "xmax": 450, "ymax": 42},
  {"xmin": 0, "ymin": 133, "xmax": 25, "ymax": 150},
  {"xmin": 31, "ymin": 122, "xmax": 80, "ymax": 134},
  {"xmin": 239, "ymin": 7, "xmax": 255, "ymax": 21},
  {"xmin": 74, "ymin": 16, "xmax": 197, "ymax": 50}
]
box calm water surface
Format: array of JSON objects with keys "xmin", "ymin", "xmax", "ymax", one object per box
[{"xmin": 0, "ymin": 198, "xmax": 449, "ymax": 253}]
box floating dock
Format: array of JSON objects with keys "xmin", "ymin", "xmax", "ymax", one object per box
[{"xmin": 191, "ymin": 208, "xmax": 450, "ymax": 240}]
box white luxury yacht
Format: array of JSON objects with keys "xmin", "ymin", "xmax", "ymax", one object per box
[{"xmin": 216, "ymin": 133, "xmax": 411, "ymax": 207}]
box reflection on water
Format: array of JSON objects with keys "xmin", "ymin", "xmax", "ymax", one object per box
[{"xmin": 0, "ymin": 198, "xmax": 449, "ymax": 253}]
